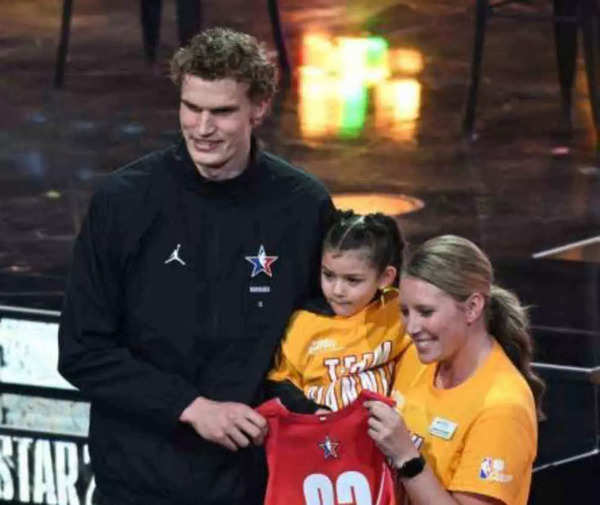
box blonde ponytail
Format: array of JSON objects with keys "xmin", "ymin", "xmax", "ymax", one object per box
[{"xmin": 488, "ymin": 286, "xmax": 545, "ymax": 419}]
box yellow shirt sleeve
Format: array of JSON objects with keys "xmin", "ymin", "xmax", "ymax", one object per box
[
  {"xmin": 266, "ymin": 312, "xmax": 306, "ymax": 389},
  {"xmin": 267, "ymin": 346, "xmax": 305, "ymax": 389},
  {"xmin": 448, "ymin": 405, "xmax": 536, "ymax": 505}
]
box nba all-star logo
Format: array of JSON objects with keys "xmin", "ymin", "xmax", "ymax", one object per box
[
  {"xmin": 318, "ymin": 436, "xmax": 340, "ymax": 460},
  {"xmin": 245, "ymin": 245, "xmax": 279, "ymax": 278}
]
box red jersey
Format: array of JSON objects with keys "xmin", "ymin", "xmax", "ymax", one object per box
[{"xmin": 257, "ymin": 390, "xmax": 397, "ymax": 505}]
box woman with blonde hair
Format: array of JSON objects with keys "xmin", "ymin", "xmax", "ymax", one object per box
[{"xmin": 366, "ymin": 235, "xmax": 544, "ymax": 505}]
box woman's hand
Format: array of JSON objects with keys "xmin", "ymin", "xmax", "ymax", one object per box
[
  {"xmin": 364, "ymin": 400, "xmax": 420, "ymax": 467},
  {"xmin": 366, "ymin": 402, "xmax": 505, "ymax": 505}
]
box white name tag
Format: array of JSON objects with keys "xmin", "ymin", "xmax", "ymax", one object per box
[{"xmin": 428, "ymin": 417, "xmax": 457, "ymax": 440}]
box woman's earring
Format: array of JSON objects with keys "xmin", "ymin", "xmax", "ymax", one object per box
[{"xmin": 379, "ymin": 286, "xmax": 399, "ymax": 306}]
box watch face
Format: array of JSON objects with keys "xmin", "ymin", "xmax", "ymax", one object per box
[{"xmin": 399, "ymin": 455, "xmax": 425, "ymax": 478}]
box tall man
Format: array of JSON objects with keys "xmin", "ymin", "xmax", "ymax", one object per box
[{"xmin": 59, "ymin": 27, "xmax": 334, "ymax": 505}]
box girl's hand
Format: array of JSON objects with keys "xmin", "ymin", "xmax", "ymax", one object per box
[{"xmin": 364, "ymin": 400, "xmax": 420, "ymax": 467}]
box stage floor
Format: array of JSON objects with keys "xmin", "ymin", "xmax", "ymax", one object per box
[{"xmin": 3, "ymin": 1, "xmax": 600, "ymax": 309}]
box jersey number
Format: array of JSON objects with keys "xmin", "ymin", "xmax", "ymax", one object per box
[{"xmin": 303, "ymin": 471, "xmax": 372, "ymax": 505}]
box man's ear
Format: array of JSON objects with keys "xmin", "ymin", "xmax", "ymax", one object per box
[
  {"xmin": 250, "ymin": 100, "xmax": 270, "ymax": 126},
  {"xmin": 377, "ymin": 266, "xmax": 398, "ymax": 290},
  {"xmin": 464, "ymin": 292, "xmax": 485, "ymax": 324}
]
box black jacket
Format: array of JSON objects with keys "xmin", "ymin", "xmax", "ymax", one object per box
[{"xmin": 58, "ymin": 140, "xmax": 334, "ymax": 505}]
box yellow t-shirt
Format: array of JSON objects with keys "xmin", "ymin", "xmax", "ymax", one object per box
[
  {"xmin": 391, "ymin": 340, "xmax": 537, "ymax": 505},
  {"xmin": 268, "ymin": 292, "xmax": 409, "ymax": 411}
]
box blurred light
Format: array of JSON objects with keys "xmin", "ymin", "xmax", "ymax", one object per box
[
  {"xmin": 5, "ymin": 265, "xmax": 31, "ymax": 273},
  {"xmin": 339, "ymin": 79, "xmax": 368, "ymax": 139},
  {"xmin": 299, "ymin": 33, "xmax": 423, "ymax": 141},
  {"xmin": 302, "ymin": 33, "xmax": 335, "ymax": 71},
  {"xmin": 390, "ymin": 48, "xmax": 424, "ymax": 75},
  {"xmin": 332, "ymin": 193, "xmax": 424, "ymax": 216},
  {"xmin": 298, "ymin": 68, "xmax": 343, "ymax": 138},
  {"xmin": 374, "ymin": 79, "xmax": 421, "ymax": 142},
  {"xmin": 337, "ymin": 37, "xmax": 368, "ymax": 80},
  {"xmin": 119, "ymin": 122, "xmax": 145, "ymax": 136},
  {"xmin": 45, "ymin": 190, "xmax": 61, "ymax": 199},
  {"xmin": 365, "ymin": 37, "xmax": 390, "ymax": 85}
]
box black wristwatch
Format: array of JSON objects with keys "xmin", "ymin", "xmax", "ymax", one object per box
[{"xmin": 395, "ymin": 454, "xmax": 426, "ymax": 479}]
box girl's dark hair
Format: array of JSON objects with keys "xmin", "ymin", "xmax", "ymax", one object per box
[
  {"xmin": 323, "ymin": 210, "xmax": 405, "ymax": 283},
  {"xmin": 403, "ymin": 235, "xmax": 545, "ymax": 419}
]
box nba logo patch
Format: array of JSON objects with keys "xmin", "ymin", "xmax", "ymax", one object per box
[
  {"xmin": 245, "ymin": 245, "xmax": 278, "ymax": 278},
  {"xmin": 318, "ymin": 436, "xmax": 340, "ymax": 460},
  {"xmin": 479, "ymin": 457, "xmax": 493, "ymax": 479}
]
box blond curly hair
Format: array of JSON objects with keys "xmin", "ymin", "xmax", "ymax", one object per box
[{"xmin": 170, "ymin": 27, "xmax": 278, "ymax": 104}]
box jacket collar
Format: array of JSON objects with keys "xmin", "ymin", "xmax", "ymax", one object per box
[{"xmin": 171, "ymin": 136, "xmax": 263, "ymax": 195}]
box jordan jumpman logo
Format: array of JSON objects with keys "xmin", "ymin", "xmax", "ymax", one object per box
[{"xmin": 164, "ymin": 244, "xmax": 186, "ymax": 265}]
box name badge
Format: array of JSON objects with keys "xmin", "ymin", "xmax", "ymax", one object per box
[{"xmin": 428, "ymin": 417, "xmax": 457, "ymax": 440}]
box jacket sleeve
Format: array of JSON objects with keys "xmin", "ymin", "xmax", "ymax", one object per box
[
  {"xmin": 264, "ymin": 379, "xmax": 322, "ymax": 414},
  {"xmin": 58, "ymin": 189, "xmax": 199, "ymax": 433},
  {"xmin": 265, "ymin": 313, "xmax": 327, "ymax": 414}
]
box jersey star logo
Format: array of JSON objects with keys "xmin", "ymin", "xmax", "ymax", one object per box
[
  {"xmin": 318, "ymin": 436, "xmax": 340, "ymax": 460},
  {"xmin": 245, "ymin": 245, "xmax": 279, "ymax": 278}
]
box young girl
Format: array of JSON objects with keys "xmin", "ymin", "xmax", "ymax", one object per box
[{"xmin": 267, "ymin": 209, "xmax": 410, "ymax": 412}]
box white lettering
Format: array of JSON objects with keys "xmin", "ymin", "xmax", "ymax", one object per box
[
  {"xmin": 85, "ymin": 478, "xmax": 95, "ymax": 505},
  {"xmin": 358, "ymin": 370, "xmax": 378, "ymax": 392},
  {"xmin": 0, "ymin": 436, "xmax": 14, "ymax": 500},
  {"xmin": 361, "ymin": 352, "xmax": 373, "ymax": 369},
  {"xmin": 324, "ymin": 383, "xmax": 338, "ymax": 411},
  {"xmin": 33, "ymin": 439, "xmax": 57, "ymax": 504},
  {"xmin": 17, "ymin": 437, "xmax": 33, "ymax": 502},
  {"xmin": 337, "ymin": 471, "xmax": 372, "ymax": 505},
  {"xmin": 306, "ymin": 386, "xmax": 324, "ymax": 405},
  {"xmin": 343, "ymin": 355, "xmax": 356, "ymax": 371},
  {"xmin": 349, "ymin": 358, "xmax": 367, "ymax": 375},
  {"xmin": 372, "ymin": 341, "xmax": 392, "ymax": 366},
  {"xmin": 315, "ymin": 386, "xmax": 324, "ymax": 404},
  {"xmin": 249, "ymin": 286, "xmax": 270, "ymax": 293},
  {"xmin": 303, "ymin": 472, "xmax": 373, "ymax": 505},
  {"xmin": 340, "ymin": 376, "xmax": 358, "ymax": 407},
  {"xmin": 83, "ymin": 445, "xmax": 95, "ymax": 505},
  {"xmin": 324, "ymin": 358, "xmax": 340, "ymax": 382},
  {"xmin": 378, "ymin": 366, "xmax": 389, "ymax": 394},
  {"xmin": 55, "ymin": 442, "xmax": 78, "ymax": 505},
  {"xmin": 303, "ymin": 474, "xmax": 334, "ymax": 505},
  {"xmin": 0, "ymin": 436, "xmax": 93, "ymax": 505}
]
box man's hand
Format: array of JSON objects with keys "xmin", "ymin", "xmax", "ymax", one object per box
[{"xmin": 179, "ymin": 397, "xmax": 268, "ymax": 451}]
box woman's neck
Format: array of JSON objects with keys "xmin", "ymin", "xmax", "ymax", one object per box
[{"xmin": 435, "ymin": 327, "xmax": 494, "ymax": 389}]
